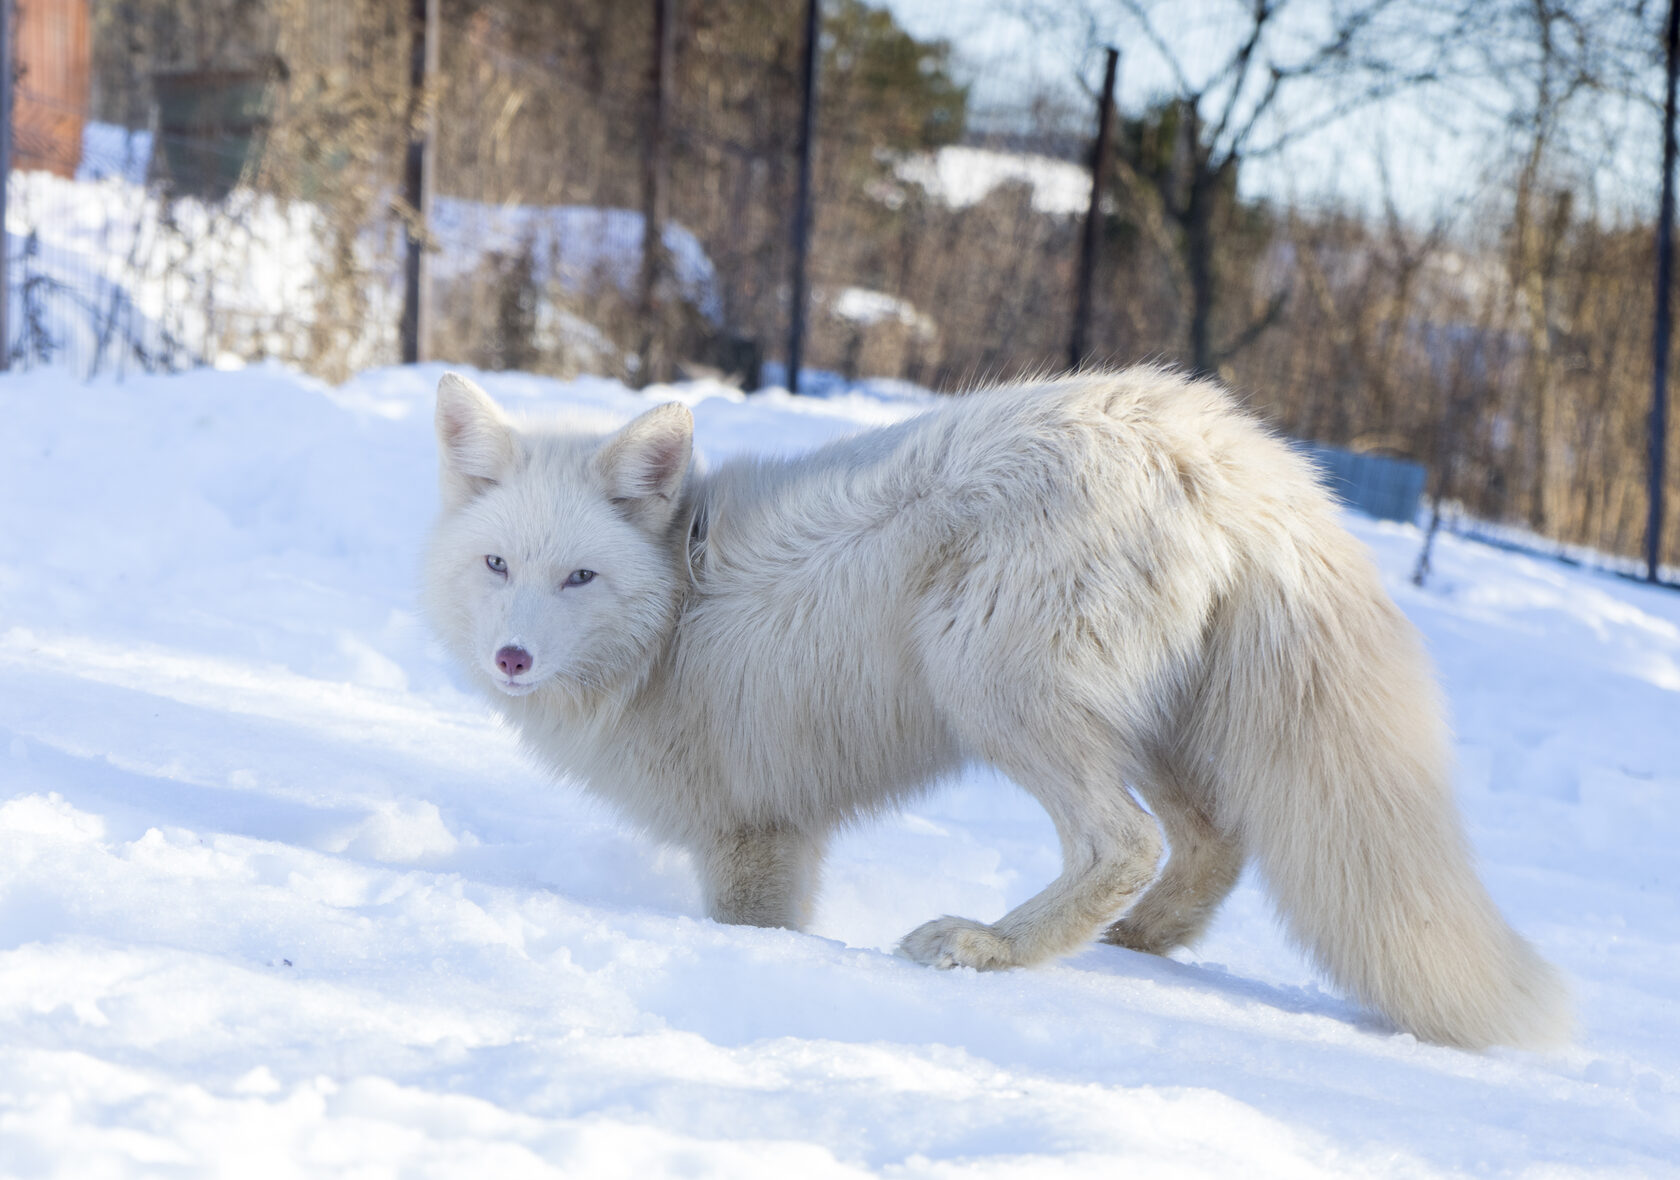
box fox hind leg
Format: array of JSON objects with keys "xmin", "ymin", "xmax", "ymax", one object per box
[{"xmin": 1103, "ymin": 753, "xmax": 1243, "ymax": 954}]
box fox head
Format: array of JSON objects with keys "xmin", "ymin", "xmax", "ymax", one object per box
[{"xmin": 422, "ymin": 372, "xmax": 693, "ymax": 704}]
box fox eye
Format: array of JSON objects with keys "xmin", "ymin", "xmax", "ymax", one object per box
[
  {"xmin": 486, "ymin": 555, "xmax": 507, "ymax": 575},
  {"xmin": 564, "ymin": 569, "xmax": 596, "ymax": 587}
]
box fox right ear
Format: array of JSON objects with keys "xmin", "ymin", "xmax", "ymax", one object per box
[
  {"xmin": 593, "ymin": 402, "xmax": 693, "ymax": 531},
  {"xmin": 435, "ymin": 372, "xmax": 516, "ymax": 506}
]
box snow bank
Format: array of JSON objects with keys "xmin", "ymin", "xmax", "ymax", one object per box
[
  {"xmin": 0, "ymin": 363, "xmax": 1676, "ymax": 1176},
  {"xmin": 896, "ymin": 145, "xmax": 1091, "ymax": 216},
  {"xmin": 7, "ymin": 124, "xmax": 725, "ymax": 379},
  {"xmin": 430, "ymin": 199, "xmax": 723, "ymax": 325},
  {"xmin": 829, "ymin": 286, "xmax": 938, "ymax": 338}
]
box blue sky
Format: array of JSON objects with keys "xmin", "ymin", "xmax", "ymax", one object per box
[{"xmin": 880, "ymin": 0, "xmax": 1665, "ymax": 227}]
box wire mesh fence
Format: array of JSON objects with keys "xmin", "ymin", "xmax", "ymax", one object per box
[{"xmin": 2, "ymin": 0, "xmax": 1128, "ymax": 390}]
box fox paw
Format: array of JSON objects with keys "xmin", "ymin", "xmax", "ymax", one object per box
[
  {"xmin": 1101, "ymin": 916, "xmax": 1175, "ymax": 956},
  {"xmin": 896, "ymin": 916, "xmax": 1018, "ymax": 971}
]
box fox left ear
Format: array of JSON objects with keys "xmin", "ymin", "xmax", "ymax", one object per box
[{"xmin": 594, "ymin": 402, "xmax": 693, "ymax": 530}]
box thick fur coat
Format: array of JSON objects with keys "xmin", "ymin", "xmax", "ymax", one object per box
[{"xmin": 422, "ymin": 367, "xmax": 1570, "ymax": 1050}]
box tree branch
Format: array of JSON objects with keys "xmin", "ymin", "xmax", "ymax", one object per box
[
  {"xmin": 1213, "ymin": 281, "xmax": 1293, "ymax": 367},
  {"xmin": 1206, "ymin": 0, "xmax": 1280, "ymax": 154},
  {"xmin": 1115, "ymin": 0, "xmax": 1195, "ymax": 95}
]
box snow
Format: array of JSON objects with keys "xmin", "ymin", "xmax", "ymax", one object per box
[
  {"xmin": 1, "ymin": 362, "xmax": 1677, "ymax": 1177},
  {"xmin": 428, "ymin": 200, "xmax": 724, "ymax": 325},
  {"xmin": 896, "ymin": 145, "xmax": 1092, "ymax": 216},
  {"xmin": 7, "ymin": 167, "xmax": 372, "ymax": 375},
  {"xmin": 829, "ymin": 287, "xmax": 938, "ymax": 337},
  {"xmin": 75, "ymin": 123, "xmax": 154, "ymax": 187},
  {"xmin": 7, "ymin": 123, "xmax": 724, "ymax": 378}
]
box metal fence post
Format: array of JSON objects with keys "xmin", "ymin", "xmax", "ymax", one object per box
[
  {"xmin": 1070, "ymin": 47, "xmax": 1119, "ymax": 372},
  {"xmin": 786, "ymin": 0, "xmax": 820, "ymax": 394},
  {"xmin": 636, "ymin": 0, "xmax": 674, "ymax": 389},
  {"xmin": 400, "ymin": 0, "xmax": 438, "ymax": 366},
  {"xmin": 1650, "ymin": 0, "xmax": 1679, "ymax": 583}
]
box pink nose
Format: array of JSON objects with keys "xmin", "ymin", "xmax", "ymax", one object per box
[{"xmin": 495, "ymin": 645, "xmax": 532, "ymax": 677}]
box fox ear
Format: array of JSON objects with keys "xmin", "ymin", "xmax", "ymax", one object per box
[
  {"xmin": 436, "ymin": 372, "xmax": 516, "ymax": 506},
  {"xmin": 594, "ymin": 402, "xmax": 693, "ymax": 529}
]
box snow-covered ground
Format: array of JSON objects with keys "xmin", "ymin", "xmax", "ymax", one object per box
[
  {"xmin": 1, "ymin": 363, "xmax": 1677, "ymax": 1177},
  {"xmin": 7, "ymin": 124, "xmax": 724, "ymax": 380}
]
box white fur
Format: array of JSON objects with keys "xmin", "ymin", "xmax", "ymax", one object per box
[{"xmin": 422, "ymin": 367, "xmax": 1571, "ymax": 1050}]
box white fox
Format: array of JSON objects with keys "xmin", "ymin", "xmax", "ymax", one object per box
[{"xmin": 422, "ymin": 367, "xmax": 1569, "ymax": 1050}]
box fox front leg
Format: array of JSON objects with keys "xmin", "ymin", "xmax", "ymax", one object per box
[{"xmin": 695, "ymin": 825, "xmax": 824, "ymax": 930}]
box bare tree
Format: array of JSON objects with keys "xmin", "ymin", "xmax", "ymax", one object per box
[
  {"xmin": 1457, "ymin": 0, "xmax": 1664, "ymax": 538},
  {"xmin": 1015, "ymin": 0, "xmax": 1457, "ymax": 375}
]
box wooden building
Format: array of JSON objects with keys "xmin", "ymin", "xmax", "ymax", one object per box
[{"xmin": 15, "ymin": 0, "xmax": 92, "ymax": 178}]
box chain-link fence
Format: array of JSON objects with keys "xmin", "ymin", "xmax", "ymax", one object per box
[
  {"xmin": 2, "ymin": 0, "xmax": 1144, "ymax": 390},
  {"xmin": 422, "ymin": 0, "xmax": 1116, "ymax": 393}
]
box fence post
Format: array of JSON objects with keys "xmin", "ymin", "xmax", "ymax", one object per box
[
  {"xmin": 1650, "ymin": 0, "xmax": 1679, "ymax": 583},
  {"xmin": 0, "ymin": 0, "xmax": 11, "ymax": 372},
  {"xmin": 399, "ymin": 0, "xmax": 437, "ymax": 366},
  {"xmin": 786, "ymin": 0, "xmax": 820, "ymax": 394},
  {"xmin": 1070, "ymin": 47, "xmax": 1119, "ymax": 372},
  {"xmin": 636, "ymin": 0, "xmax": 674, "ymax": 389}
]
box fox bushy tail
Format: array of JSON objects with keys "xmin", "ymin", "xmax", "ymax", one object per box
[{"xmin": 1193, "ymin": 527, "xmax": 1570, "ymax": 1050}]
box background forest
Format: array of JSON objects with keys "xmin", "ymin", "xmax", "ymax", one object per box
[{"xmin": 21, "ymin": 0, "xmax": 1680, "ymax": 566}]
